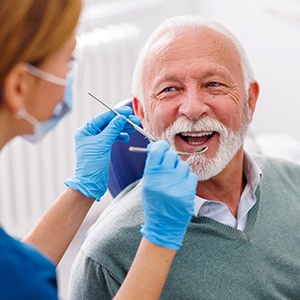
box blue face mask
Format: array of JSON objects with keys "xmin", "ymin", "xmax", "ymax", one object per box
[{"xmin": 16, "ymin": 64, "xmax": 74, "ymax": 143}]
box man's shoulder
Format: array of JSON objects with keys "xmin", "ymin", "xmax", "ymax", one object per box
[
  {"xmin": 253, "ymin": 153, "xmax": 300, "ymax": 173},
  {"xmin": 252, "ymin": 154, "xmax": 300, "ymax": 192}
]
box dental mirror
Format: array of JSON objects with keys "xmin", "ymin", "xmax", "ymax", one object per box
[{"xmin": 129, "ymin": 145, "xmax": 208, "ymax": 156}]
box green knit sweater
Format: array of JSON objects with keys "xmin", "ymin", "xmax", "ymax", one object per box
[{"xmin": 70, "ymin": 155, "xmax": 300, "ymax": 299}]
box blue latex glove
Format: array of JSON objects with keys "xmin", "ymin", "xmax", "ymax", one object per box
[
  {"xmin": 140, "ymin": 140, "xmax": 198, "ymax": 250},
  {"xmin": 65, "ymin": 106, "xmax": 140, "ymax": 201}
]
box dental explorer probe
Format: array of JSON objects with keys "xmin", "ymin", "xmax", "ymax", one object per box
[
  {"xmin": 88, "ymin": 92, "xmax": 208, "ymax": 156},
  {"xmin": 88, "ymin": 92, "xmax": 156, "ymax": 142}
]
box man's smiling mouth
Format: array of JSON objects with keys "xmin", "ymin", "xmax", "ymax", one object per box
[{"xmin": 178, "ymin": 131, "xmax": 214, "ymax": 145}]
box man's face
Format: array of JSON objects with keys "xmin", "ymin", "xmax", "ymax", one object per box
[{"xmin": 135, "ymin": 28, "xmax": 255, "ymax": 180}]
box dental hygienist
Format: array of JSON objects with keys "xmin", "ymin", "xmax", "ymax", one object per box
[{"xmin": 0, "ymin": 1, "xmax": 197, "ymax": 299}]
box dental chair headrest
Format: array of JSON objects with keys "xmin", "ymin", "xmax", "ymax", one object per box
[{"xmin": 108, "ymin": 100, "xmax": 149, "ymax": 197}]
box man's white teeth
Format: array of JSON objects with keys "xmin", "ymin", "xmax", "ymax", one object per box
[
  {"xmin": 189, "ymin": 141, "xmax": 203, "ymax": 145},
  {"xmin": 180, "ymin": 131, "xmax": 213, "ymax": 137}
]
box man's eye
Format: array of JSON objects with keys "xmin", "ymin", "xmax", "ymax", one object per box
[
  {"xmin": 208, "ymin": 82, "xmax": 220, "ymax": 87},
  {"xmin": 162, "ymin": 87, "xmax": 176, "ymax": 93}
]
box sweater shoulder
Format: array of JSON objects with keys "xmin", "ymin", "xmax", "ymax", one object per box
[
  {"xmin": 253, "ymin": 154, "xmax": 300, "ymax": 177},
  {"xmin": 253, "ymin": 154, "xmax": 300, "ymax": 200}
]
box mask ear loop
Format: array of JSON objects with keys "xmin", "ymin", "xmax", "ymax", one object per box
[
  {"xmin": 15, "ymin": 107, "xmax": 40, "ymax": 127},
  {"xmin": 17, "ymin": 63, "xmax": 76, "ymax": 124},
  {"xmin": 24, "ymin": 64, "xmax": 68, "ymax": 86}
]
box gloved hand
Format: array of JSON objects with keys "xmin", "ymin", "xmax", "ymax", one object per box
[
  {"xmin": 65, "ymin": 106, "xmax": 140, "ymax": 201},
  {"xmin": 140, "ymin": 140, "xmax": 198, "ymax": 251}
]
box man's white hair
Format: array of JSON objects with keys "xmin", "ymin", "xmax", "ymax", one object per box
[{"xmin": 131, "ymin": 15, "xmax": 254, "ymax": 103}]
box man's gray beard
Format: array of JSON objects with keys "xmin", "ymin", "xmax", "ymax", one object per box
[{"xmin": 144, "ymin": 107, "xmax": 250, "ymax": 181}]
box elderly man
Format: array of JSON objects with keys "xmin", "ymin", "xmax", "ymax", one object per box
[{"xmin": 69, "ymin": 16, "xmax": 300, "ymax": 299}]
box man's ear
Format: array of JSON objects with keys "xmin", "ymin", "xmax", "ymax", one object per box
[
  {"xmin": 132, "ymin": 97, "xmax": 145, "ymax": 123},
  {"xmin": 247, "ymin": 80, "xmax": 260, "ymax": 123},
  {"xmin": 3, "ymin": 63, "xmax": 29, "ymax": 114}
]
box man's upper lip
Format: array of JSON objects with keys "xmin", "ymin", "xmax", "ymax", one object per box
[{"xmin": 180, "ymin": 131, "xmax": 214, "ymax": 137}]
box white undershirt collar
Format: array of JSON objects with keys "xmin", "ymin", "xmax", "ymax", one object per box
[{"xmin": 193, "ymin": 152, "xmax": 262, "ymax": 231}]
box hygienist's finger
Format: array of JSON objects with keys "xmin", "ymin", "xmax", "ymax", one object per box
[
  {"xmin": 160, "ymin": 149, "xmax": 179, "ymax": 169},
  {"xmin": 96, "ymin": 115, "xmax": 127, "ymax": 141},
  {"xmin": 93, "ymin": 106, "xmax": 132, "ymax": 130},
  {"xmin": 144, "ymin": 141, "xmax": 169, "ymax": 168},
  {"xmin": 175, "ymin": 160, "xmax": 191, "ymax": 178},
  {"xmin": 123, "ymin": 115, "xmax": 141, "ymax": 132}
]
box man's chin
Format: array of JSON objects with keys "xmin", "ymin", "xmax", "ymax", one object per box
[{"xmin": 187, "ymin": 154, "xmax": 229, "ymax": 182}]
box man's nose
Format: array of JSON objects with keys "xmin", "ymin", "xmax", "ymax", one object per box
[{"xmin": 178, "ymin": 90, "xmax": 209, "ymax": 121}]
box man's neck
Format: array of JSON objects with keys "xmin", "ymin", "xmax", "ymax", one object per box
[{"xmin": 195, "ymin": 150, "xmax": 246, "ymax": 218}]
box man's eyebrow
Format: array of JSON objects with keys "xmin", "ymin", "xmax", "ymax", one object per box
[{"xmin": 153, "ymin": 75, "xmax": 182, "ymax": 89}]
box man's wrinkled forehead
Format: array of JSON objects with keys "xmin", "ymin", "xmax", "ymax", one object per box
[
  {"xmin": 143, "ymin": 27, "xmax": 242, "ymax": 86},
  {"xmin": 146, "ymin": 31, "xmax": 178, "ymax": 61}
]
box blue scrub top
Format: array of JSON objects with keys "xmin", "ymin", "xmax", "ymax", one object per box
[{"xmin": 0, "ymin": 226, "xmax": 58, "ymax": 300}]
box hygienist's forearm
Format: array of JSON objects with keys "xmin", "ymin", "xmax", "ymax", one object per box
[
  {"xmin": 114, "ymin": 238, "xmax": 177, "ymax": 300},
  {"xmin": 22, "ymin": 187, "xmax": 94, "ymax": 265}
]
